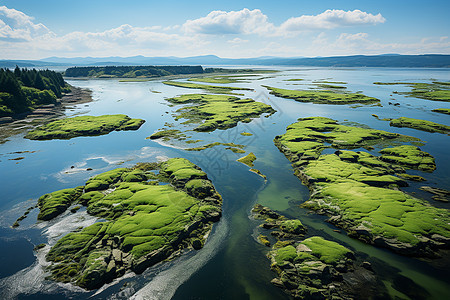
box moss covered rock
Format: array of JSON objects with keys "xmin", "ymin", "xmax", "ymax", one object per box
[
  {"xmin": 165, "ymin": 94, "xmax": 275, "ymax": 132},
  {"xmin": 38, "ymin": 158, "xmax": 222, "ymax": 290},
  {"xmin": 25, "ymin": 114, "xmax": 145, "ymax": 140},
  {"xmin": 274, "ymin": 117, "xmax": 450, "ymax": 257},
  {"xmin": 380, "ymin": 145, "xmax": 436, "ymax": 172},
  {"xmin": 390, "ymin": 117, "xmax": 450, "ymax": 135},
  {"xmin": 264, "ymin": 86, "xmax": 380, "ymax": 105}
]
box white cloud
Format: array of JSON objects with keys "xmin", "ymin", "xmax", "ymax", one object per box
[
  {"xmin": 183, "ymin": 8, "xmax": 274, "ymax": 35},
  {"xmin": 280, "ymin": 9, "xmax": 385, "ymax": 31},
  {"xmin": 227, "ymin": 37, "xmax": 249, "ymax": 44},
  {"xmin": 0, "ymin": 6, "xmax": 52, "ymax": 42}
]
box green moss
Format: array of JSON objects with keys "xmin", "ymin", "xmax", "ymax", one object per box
[
  {"xmin": 301, "ymin": 237, "xmax": 352, "ymax": 265},
  {"xmin": 40, "ymin": 158, "xmax": 222, "ymax": 290},
  {"xmin": 279, "ymin": 219, "xmax": 305, "ymax": 234},
  {"xmin": 163, "ymin": 81, "xmax": 252, "ymax": 95},
  {"xmin": 186, "ymin": 142, "xmax": 245, "ymax": 151},
  {"xmin": 37, "ymin": 187, "xmax": 83, "ymax": 220},
  {"xmin": 249, "ymin": 168, "xmax": 267, "ymax": 180},
  {"xmin": 257, "ymin": 235, "xmax": 271, "ymax": 247},
  {"xmin": 237, "ymin": 152, "xmax": 256, "ymax": 167},
  {"xmin": 274, "ymin": 245, "xmax": 297, "ymax": 263},
  {"xmin": 240, "ymin": 132, "xmax": 253, "ymax": 136},
  {"xmin": 396, "ymin": 173, "xmax": 426, "ymax": 182},
  {"xmin": 264, "ymin": 86, "xmax": 379, "ymax": 105},
  {"xmin": 274, "ymin": 117, "xmax": 418, "ymax": 161},
  {"xmin": 374, "ymin": 81, "xmax": 450, "ymax": 102},
  {"xmin": 275, "ymin": 117, "xmax": 449, "ymax": 256},
  {"xmin": 165, "ymin": 94, "xmax": 275, "ymax": 132},
  {"xmin": 432, "ymin": 108, "xmax": 450, "ymax": 115},
  {"xmin": 25, "ymin": 114, "xmax": 145, "ymax": 140},
  {"xmin": 379, "ymin": 145, "xmax": 436, "ymax": 172},
  {"xmin": 390, "ymin": 117, "xmax": 450, "ymax": 135},
  {"xmin": 147, "ymin": 129, "xmax": 187, "ymax": 141}
]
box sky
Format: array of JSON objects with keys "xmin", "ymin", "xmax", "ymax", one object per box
[{"xmin": 0, "ymin": 0, "xmax": 449, "ymax": 60}]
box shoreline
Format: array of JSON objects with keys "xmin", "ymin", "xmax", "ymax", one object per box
[{"xmin": 0, "ymin": 86, "xmax": 93, "ymax": 144}]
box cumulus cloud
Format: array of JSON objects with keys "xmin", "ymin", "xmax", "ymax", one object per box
[
  {"xmin": 0, "ymin": 6, "xmax": 52, "ymax": 42},
  {"xmin": 280, "ymin": 9, "xmax": 385, "ymax": 31},
  {"xmin": 183, "ymin": 8, "xmax": 274, "ymax": 35},
  {"xmin": 227, "ymin": 37, "xmax": 249, "ymax": 44}
]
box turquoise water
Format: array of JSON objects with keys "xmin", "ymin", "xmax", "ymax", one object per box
[{"xmin": 0, "ymin": 67, "xmax": 449, "ymax": 299}]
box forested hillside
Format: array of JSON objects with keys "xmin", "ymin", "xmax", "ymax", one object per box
[
  {"xmin": 0, "ymin": 67, "xmax": 70, "ymax": 117},
  {"xmin": 64, "ymin": 65, "xmax": 204, "ymax": 78}
]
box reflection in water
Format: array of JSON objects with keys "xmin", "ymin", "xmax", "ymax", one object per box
[{"xmin": 0, "ymin": 69, "xmax": 449, "ymax": 299}]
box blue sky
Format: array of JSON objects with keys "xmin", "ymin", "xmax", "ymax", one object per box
[{"xmin": 1, "ymin": 0, "xmax": 449, "ymax": 59}]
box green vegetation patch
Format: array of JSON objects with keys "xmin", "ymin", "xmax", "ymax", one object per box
[
  {"xmin": 274, "ymin": 117, "xmax": 417, "ymax": 161},
  {"xmin": 390, "ymin": 117, "xmax": 450, "ymax": 135},
  {"xmin": 237, "ymin": 152, "xmax": 256, "ymax": 167},
  {"xmin": 37, "ymin": 158, "xmax": 222, "ymax": 290},
  {"xmin": 165, "ymin": 94, "xmax": 275, "ymax": 132},
  {"xmin": 186, "ymin": 142, "xmax": 245, "ymax": 152},
  {"xmin": 379, "ymin": 145, "xmax": 436, "ymax": 172},
  {"xmin": 432, "ymin": 108, "xmax": 450, "ymax": 115},
  {"xmin": 240, "ymin": 132, "xmax": 253, "ymax": 136},
  {"xmin": 374, "ymin": 81, "xmax": 450, "ymax": 102},
  {"xmin": 163, "ymin": 81, "xmax": 252, "ymax": 95},
  {"xmin": 25, "ymin": 114, "xmax": 145, "ymax": 140},
  {"xmin": 272, "ymin": 236, "xmax": 353, "ymax": 265},
  {"xmin": 274, "ymin": 117, "xmax": 450, "ymax": 256},
  {"xmin": 147, "ymin": 129, "xmax": 187, "ymax": 141},
  {"xmin": 264, "ymin": 85, "xmax": 379, "ymax": 105}
]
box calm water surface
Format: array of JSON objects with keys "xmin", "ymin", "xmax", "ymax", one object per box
[{"xmin": 0, "ymin": 67, "xmax": 449, "ymax": 299}]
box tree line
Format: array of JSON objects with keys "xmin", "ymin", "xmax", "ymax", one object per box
[
  {"xmin": 64, "ymin": 65, "xmax": 204, "ymax": 78},
  {"xmin": 0, "ymin": 67, "xmax": 70, "ymax": 117}
]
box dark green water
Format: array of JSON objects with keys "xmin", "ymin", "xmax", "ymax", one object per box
[{"xmin": 0, "ymin": 67, "xmax": 449, "ymax": 299}]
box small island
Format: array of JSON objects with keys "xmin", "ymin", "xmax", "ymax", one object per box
[
  {"xmin": 389, "ymin": 117, "xmax": 450, "ymax": 135},
  {"xmin": 25, "ymin": 114, "xmax": 145, "ymax": 140},
  {"xmin": 274, "ymin": 117, "xmax": 450, "ymax": 257},
  {"xmin": 33, "ymin": 158, "xmax": 222, "ymax": 290},
  {"xmin": 251, "ymin": 205, "xmax": 384, "ymax": 299},
  {"xmin": 374, "ymin": 81, "xmax": 450, "ymax": 102},
  {"xmin": 150, "ymin": 94, "xmax": 275, "ymax": 135},
  {"xmin": 263, "ymin": 85, "xmax": 380, "ymax": 105}
]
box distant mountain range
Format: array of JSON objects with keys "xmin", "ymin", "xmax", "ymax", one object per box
[{"xmin": 1, "ymin": 54, "xmax": 449, "ymax": 68}]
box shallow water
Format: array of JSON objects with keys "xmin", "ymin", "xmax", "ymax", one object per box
[{"xmin": 0, "ymin": 67, "xmax": 449, "ymax": 299}]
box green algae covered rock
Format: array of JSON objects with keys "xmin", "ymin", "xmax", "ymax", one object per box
[
  {"xmin": 38, "ymin": 187, "xmax": 84, "ymax": 221},
  {"xmin": 380, "ymin": 145, "xmax": 436, "ymax": 172},
  {"xmin": 374, "ymin": 81, "xmax": 450, "ymax": 102},
  {"xmin": 165, "ymin": 94, "xmax": 275, "ymax": 132},
  {"xmin": 37, "ymin": 158, "xmax": 222, "ymax": 290},
  {"xmin": 251, "ymin": 205, "xmax": 385, "ymax": 299},
  {"xmin": 274, "ymin": 117, "xmax": 450, "ymax": 257},
  {"xmin": 25, "ymin": 114, "xmax": 145, "ymax": 140},
  {"xmin": 264, "ymin": 85, "xmax": 380, "ymax": 105},
  {"xmin": 237, "ymin": 152, "xmax": 256, "ymax": 167},
  {"xmin": 432, "ymin": 108, "xmax": 450, "ymax": 115},
  {"xmin": 390, "ymin": 117, "xmax": 450, "ymax": 135},
  {"xmin": 268, "ymin": 237, "xmax": 356, "ymax": 299}
]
